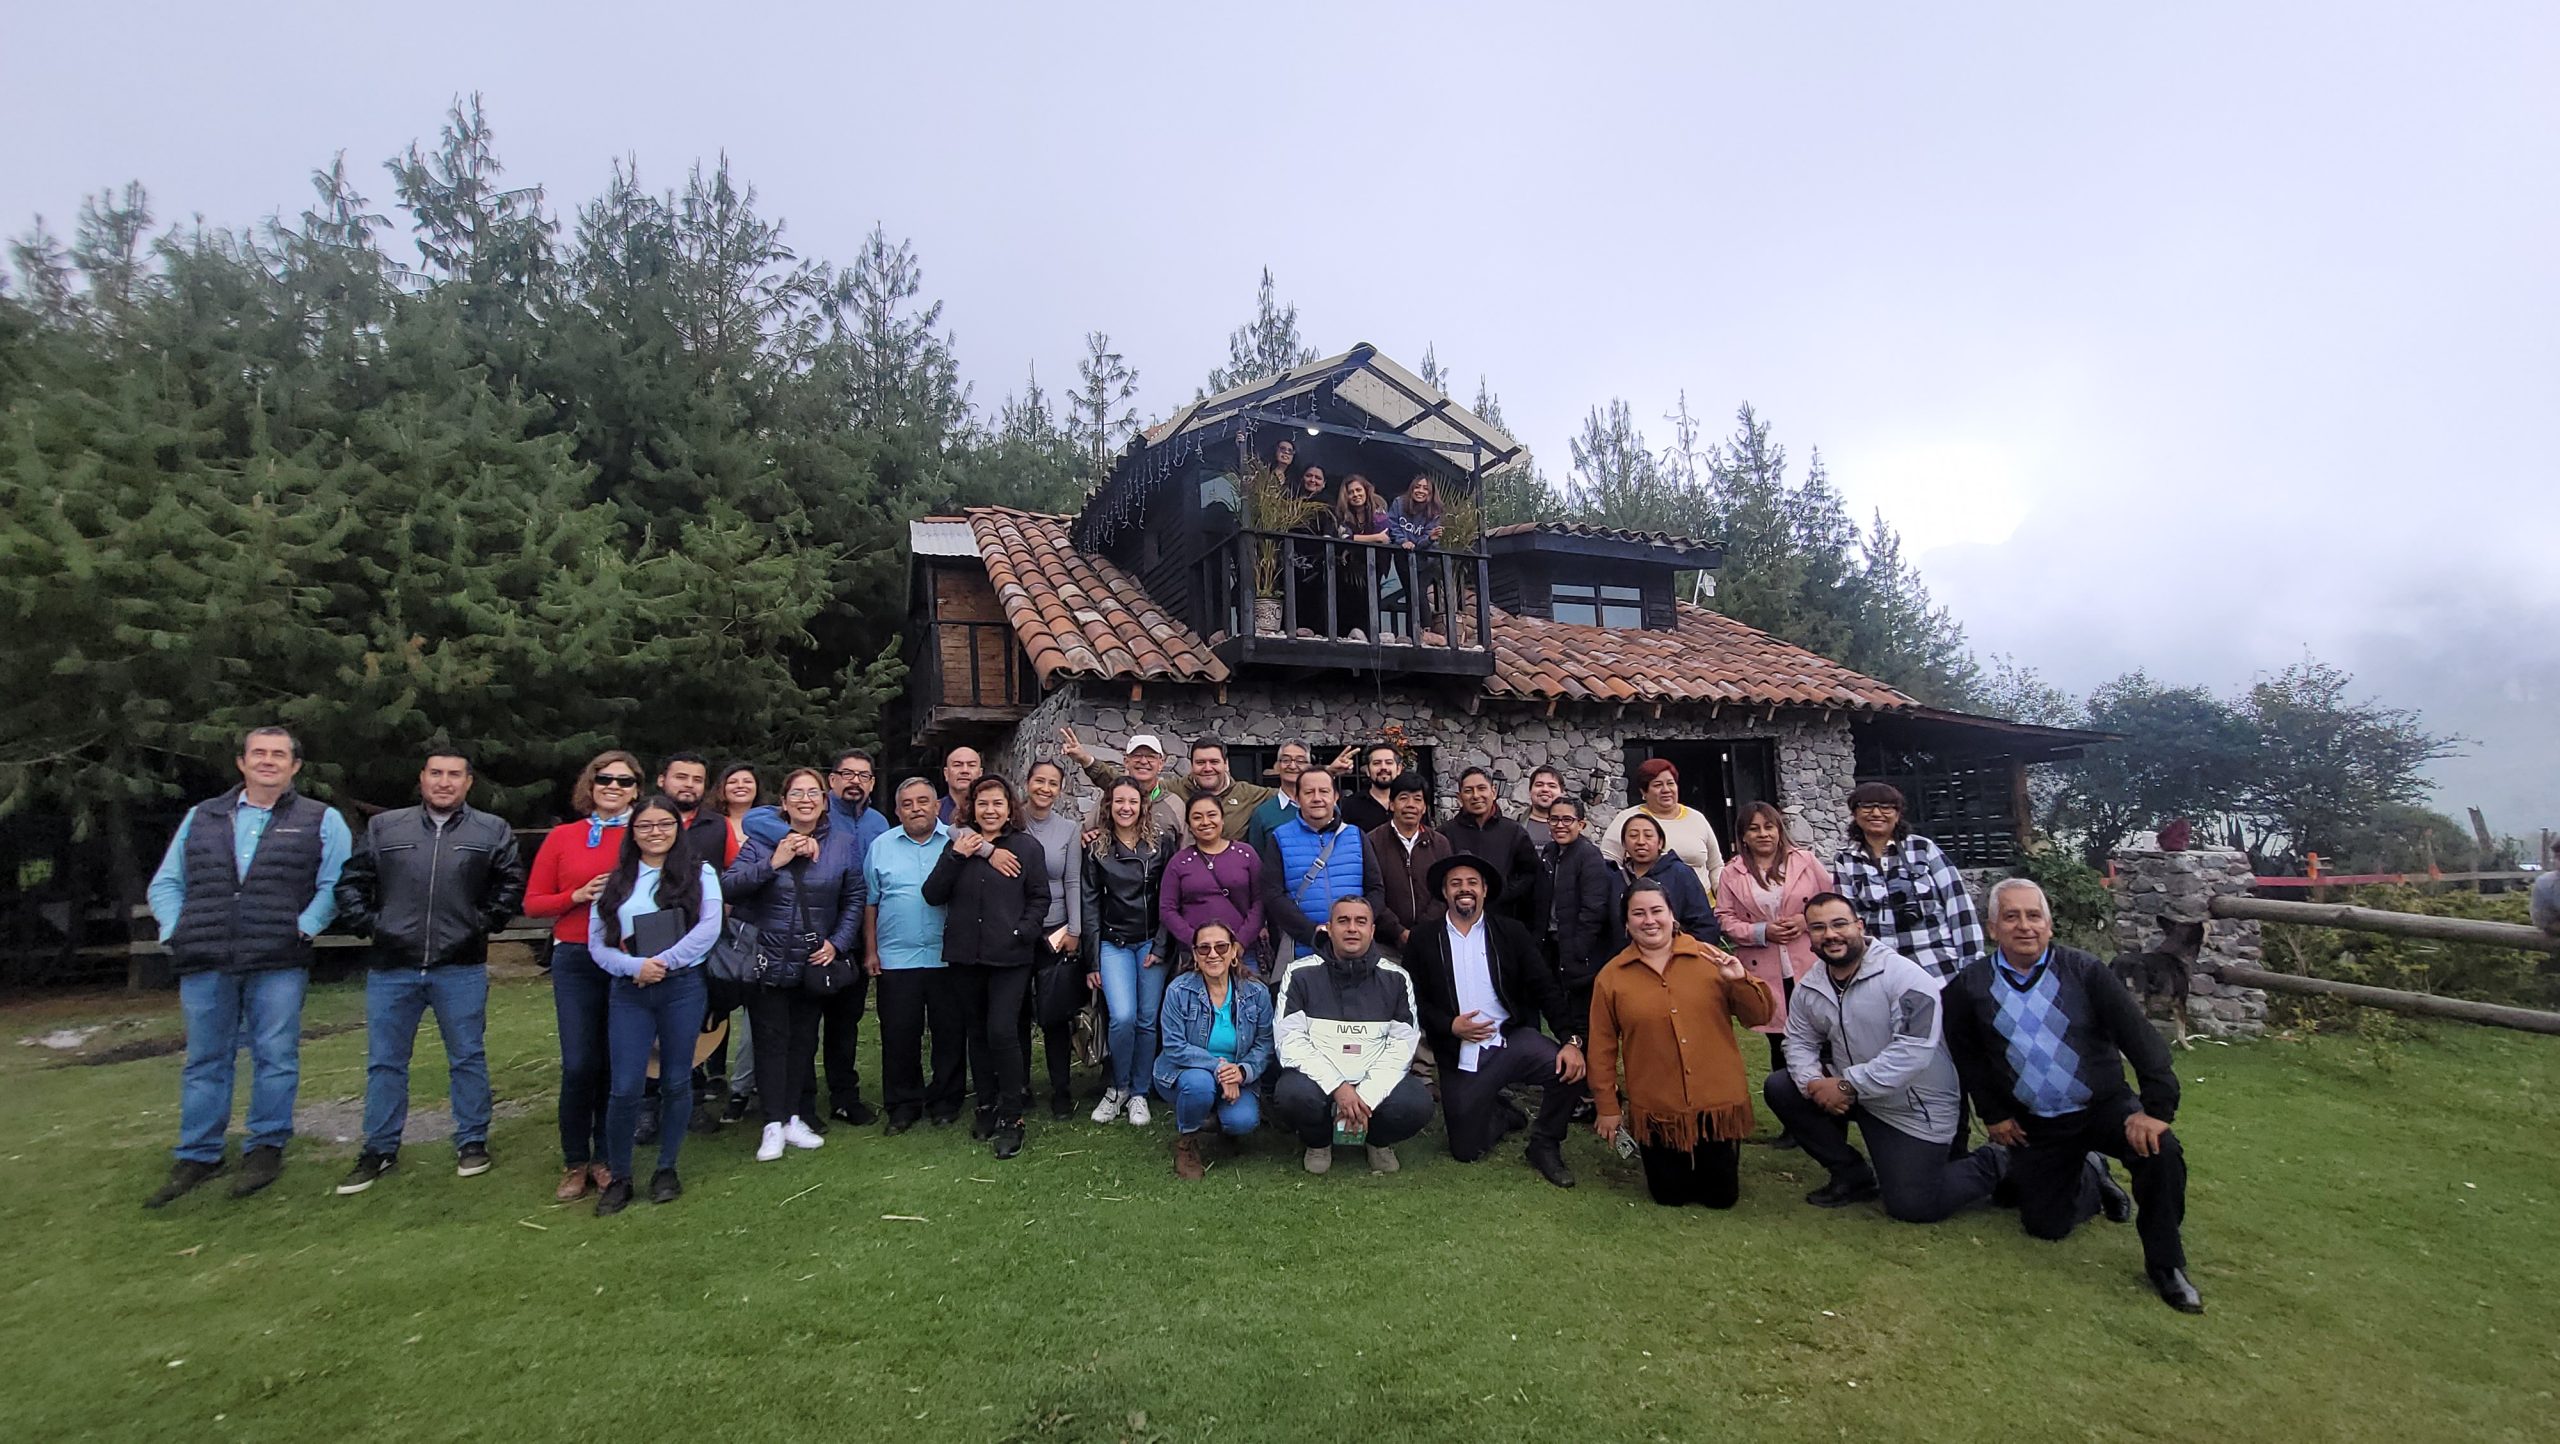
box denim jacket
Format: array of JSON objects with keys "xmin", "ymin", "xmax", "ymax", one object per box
[{"xmin": 1151, "ymin": 970, "xmax": 1275, "ymax": 1095}]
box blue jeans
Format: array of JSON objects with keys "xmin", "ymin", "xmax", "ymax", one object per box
[
  {"xmin": 1164, "ymin": 1066, "xmax": 1261, "ymax": 1136},
  {"xmin": 361, "ymin": 965, "xmax": 492, "ymax": 1157},
  {"xmin": 604, "ymin": 966, "xmax": 708, "ymax": 1183},
  {"xmin": 551, "ymin": 942, "xmax": 612, "ymax": 1168},
  {"xmin": 1096, "ymin": 940, "xmax": 1166, "ymax": 1093},
  {"xmin": 175, "ymin": 967, "xmax": 310, "ymax": 1163}
]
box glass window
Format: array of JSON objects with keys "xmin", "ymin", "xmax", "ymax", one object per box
[{"xmin": 1553, "ymin": 581, "xmax": 1645, "ymax": 628}]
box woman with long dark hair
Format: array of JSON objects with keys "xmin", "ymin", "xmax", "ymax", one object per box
[
  {"xmin": 586, "ymin": 795, "xmax": 722, "ymax": 1214},
  {"xmin": 723, "ymin": 766, "xmax": 866, "ymax": 1165},
  {"xmin": 1017, "ymin": 759, "xmax": 1087, "ymax": 1120},
  {"xmin": 922, "ymin": 775, "xmax": 1051, "ymax": 1159},
  {"xmin": 1587, "ymin": 879, "xmax": 1774, "ymax": 1209},
  {"xmin": 1083, "ymin": 777, "xmax": 1175, "ymax": 1127},
  {"xmin": 710, "ymin": 762, "xmax": 759, "ymax": 867},
  {"xmin": 523, "ymin": 748, "xmax": 644, "ymax": 1203},
  {"xmin": 1334, "ymin": 473, "xmax": 1393, "ymax": 639}
]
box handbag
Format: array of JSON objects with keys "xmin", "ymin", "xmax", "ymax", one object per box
[{"xmin": 1034, "ymin": 940, "xmax": 1091, "ymax": 1029}]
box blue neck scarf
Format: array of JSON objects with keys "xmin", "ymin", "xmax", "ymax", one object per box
[{"xmin": 587, "ymin": 812, "xmax": 631, "ymax": 849}]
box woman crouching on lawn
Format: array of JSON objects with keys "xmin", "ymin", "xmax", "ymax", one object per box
[
  {"xmin": 1588, "ymin": 880, "xmax": 1774, "ymax": 1209},
  {"xmin": 1150, "ymin": 921, "xmax": 1272, "ymax": 1179},
  {"xmin": 588, "ymin": 795, "xmax": 722, "ymax": 1215},
  {"xmin": 921, "ymin": 775, "xmax": 1050, "ymax": 1160}
]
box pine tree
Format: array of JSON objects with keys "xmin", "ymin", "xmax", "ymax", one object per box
[
  {"xmin": 1069, "ymin": 331, "xmax": 1139, "ymax": 484},
  {"xmin": 1201, "ymin": 267, "xmax": 1315, "ymax": 396}
]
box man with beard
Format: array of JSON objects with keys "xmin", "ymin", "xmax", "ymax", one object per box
[
  {"xmin": 1761, "ymin": 893, "xmax": 2017, "ymax": 1223},
  {"xmin": 1403, "ymin": 856, "xmax": 1584, "ymax": 1188},
  {"xmin": 1062, "ymin": 729, "xmax": 1273, "ymax": 840},
  {"xmin": 656, "ymin": 753, "xmax": 726, "ymax": 853},
  {"xmin": 1336, "ymin": 743, "xmax": 1403, "ymax": 834}
]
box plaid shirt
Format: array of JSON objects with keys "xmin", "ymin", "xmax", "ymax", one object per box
[{"xmin": 1830, "ymin": 834, "xmax": 1985, "ymax": 979}]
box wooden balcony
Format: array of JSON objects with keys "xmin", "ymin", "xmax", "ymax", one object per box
[{"xmin": 1198, "ymin": 529, "xmax": 1496, "ymax": 678}]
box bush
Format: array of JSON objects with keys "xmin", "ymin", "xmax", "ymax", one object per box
[
  {"xmin": 2013, "ymin": 843, "xmax": 2113, "ymax": 953},
  {"xmin": 2261, "ymin": 885, "xmax": 2558, "ymax": 1020}
]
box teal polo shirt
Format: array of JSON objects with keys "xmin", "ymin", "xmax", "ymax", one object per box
[{"xmin": 866, "ymin": 823, "xmax": 951, "ymax": 970}]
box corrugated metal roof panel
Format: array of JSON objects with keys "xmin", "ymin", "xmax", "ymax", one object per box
[{"xmin": 910, "ymin": 517, "xmax": 980, "ymax": 558}]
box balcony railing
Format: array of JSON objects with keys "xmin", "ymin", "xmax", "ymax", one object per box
[{"xmin": 1200, "ymin": 529, "xmax": 1492, "ymax": 662}]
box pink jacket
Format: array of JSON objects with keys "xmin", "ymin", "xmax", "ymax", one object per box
[{"xmin": 1714, "ymin": 849, "xmax": 1835, "ymax": 1035}]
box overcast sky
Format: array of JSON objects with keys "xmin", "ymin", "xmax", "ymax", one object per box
[{"xmin": 9, "ymin": 3, "xmax": 2554, "ymax": 842}]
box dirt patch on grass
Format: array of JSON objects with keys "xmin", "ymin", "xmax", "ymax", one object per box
[
  {"xmin": 35, "ymin": 1018, "xmax": 364, "ymax": 1068},
  {"xmin": 292, "ymin": 1095, "xmax": 533, "ymax": 1148}
]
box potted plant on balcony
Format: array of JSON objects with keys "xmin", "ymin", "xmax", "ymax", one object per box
[{"xmin": 1242, "ymin": 462, "xmax": 1316, "ymax": 636}]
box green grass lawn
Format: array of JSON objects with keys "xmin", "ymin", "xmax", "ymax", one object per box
[{"xmin": 3, "ymin": 975, "xmax": 2554, "ymax": 1443}]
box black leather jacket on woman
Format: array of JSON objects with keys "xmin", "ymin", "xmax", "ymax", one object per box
[
  {"xmin": 1080, "ymin": 829, "xmax": 1174, "ymax": 954},
  {"xmin": 921, "ymin": 832, "xmax": 1050, "ymax": 968}
]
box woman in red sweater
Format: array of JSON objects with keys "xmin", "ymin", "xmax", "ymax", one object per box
[{"xmin": 525, "ymin": 749, "xmax": 643, "ymax": 1202}]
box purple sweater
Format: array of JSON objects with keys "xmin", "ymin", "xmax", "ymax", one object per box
[{"xmin": 1160, "ymin": 841, "xmax": 1264, "ymax": 957}]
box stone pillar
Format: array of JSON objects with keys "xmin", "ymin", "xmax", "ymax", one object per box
[{"xmin": 2110, "ymin": 847, "xmax": 2267, "ymax": 1040}]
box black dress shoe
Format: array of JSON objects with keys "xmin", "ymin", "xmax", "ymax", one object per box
[
  {"xmin": 2090, "ymin": 1154, "xmax": 2134, "ymax": 1223},
  {"xmin": 2150, "ymin": 1266, "xmax": 2204, "ymax": 1314},
  {"xmin": 1048, "ymin": 1092, "xmax": 1075, "ymax": 1122},
  {"xmin": 594, "ymin": 1179, "xmax": 634, "ymax": 1217},
  {"xmin": 1526, "ymin": 1144, "xmax": 1576, "ymax": 1189},
  {"xmin": 883, "ymin": 1110, "xmax": 921, "ymax": 1136},
  {"xmin": 650, "ymin": 1168, "xmax": 682, "ymax": 1204},
  {"xmin": 927, "ymin": 1108, "xmax": 960, "ymax": 1129},
  {"xmin": 1805, "ymin": 1174, "xmax": 1882, "ymax": 1209},
  {"xmin": 832, "ymin": 1101, "xmax": 879, "ymax": 1127},
  {"xmin": 1769, "ymin": 1131, "xmax": 1803, "ymax": 1151},
  {"xmin": 971, "ymin": 1109, "xmax": 996, "ymax": 1141},
  {"xmin": 992, "ymin": 1125, "xmax": 1025, "ymax": 1160}
]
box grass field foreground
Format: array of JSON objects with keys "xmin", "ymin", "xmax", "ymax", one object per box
[{"xmin": 1, "ymin": 975, "xmax": 2554, "ymax": 1442}]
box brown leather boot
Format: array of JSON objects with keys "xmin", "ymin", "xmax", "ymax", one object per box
[
  {"xmin": 556, "ymin": 1165, "xmax": 593, "ymax": 1202},
  {"xmin": 1172, "ymin": 1130, "xmax": 1207, "ymax": 1182}
]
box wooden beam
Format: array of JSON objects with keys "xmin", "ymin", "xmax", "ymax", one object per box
[
  {"xmin": 2207, "ymin": 894, "xmax": 2560, "ymax": 956},
  {"xmin": 1214, "ymin": 683, "xmax": 1227, "ymax": 704},
  {"xmin": 1129, "ymin": 682, "xmax": 1144, "ymax": 702},
  {"xmin": 1544, "ymin": 697, "xmax": 1560, "ymax": 718},
  {"xmin": 2211, "ymin": 963, "xmax": 2560, "ymax": 1036}
]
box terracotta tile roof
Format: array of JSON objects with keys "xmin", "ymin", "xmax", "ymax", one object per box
[
  {"xmin": 940, "ymin": 510, "xmax": 1907, "ymax": 712},
  {"xmin": 959, "ymin": 509, "xmax": 1229, "ymax": 685},
  {"xmin": 1482, "ymin": 519, "xmax": 1717, "ymax": 552},
  {"xmin": 1485, "ymin": 604, "xmax": 1912, "ymax": 710}
]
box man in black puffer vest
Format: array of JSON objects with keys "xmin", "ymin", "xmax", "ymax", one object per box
[{"xmin": 144, "ymin": 727, "xmax": 354, "ymax": 1208}]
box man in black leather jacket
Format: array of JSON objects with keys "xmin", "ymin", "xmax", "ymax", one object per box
[{"xmin": 331, "ymin": 749, "xmax": 527, "ymax": 1193}]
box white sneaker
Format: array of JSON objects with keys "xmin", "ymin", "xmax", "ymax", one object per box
[
  {"xmin": 1090, "ymin": 1088, "xmax": 1128, "ymax": 1124},
  {"xmin": 1303, "ymin": 1146, "xmax": 1333, "ymax": 1175},
  {"xmin": 756, "ymin": 1123, "xmax": 785, "ymax": 1162},
  {"xmin": 1126, "ymin": 1095, "xmax": 1152, "ymax": 1127},
  {"xmin": 1366, "ymin": 1144, "xmax": 1400, "ymax": 1174},
  {"xmin": 782, "ymin": 1116, "xmax": 826, "ymax": 1150}
]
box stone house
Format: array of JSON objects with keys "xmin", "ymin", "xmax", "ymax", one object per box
[{"xmin": 905, "ymin": 345, "xmax": 2101, "ymax": 863}]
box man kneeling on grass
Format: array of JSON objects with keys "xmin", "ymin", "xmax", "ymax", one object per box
[
  {"xmin": 1943, "ymin": 878, "xmax": 2203, "ymax": 1314},
  {"xmin": 1761, "ymin": 893, "xmax": 2014, "ymax": 1221},
  {"xmin": 1271, "ymin": 895, "xmax": 1433, "ymax": 1175}
]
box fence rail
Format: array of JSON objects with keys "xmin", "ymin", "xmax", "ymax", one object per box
[{"xmin": 1199, "ymin": 528, "xmax": 1491, "ymax": 652}]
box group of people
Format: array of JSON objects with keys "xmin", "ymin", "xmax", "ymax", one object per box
[
  {"xmin": 138, "ymin": 722, "xmax": 2204, "ymax": 1312},
  {"xmin": 1267, "ymin": 439, "xmax": 1449, "ymax": 638}
]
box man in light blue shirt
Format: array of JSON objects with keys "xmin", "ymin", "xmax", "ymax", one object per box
[
  {"xmin": 143, "ymin": 726, "xmax": 354, "ymax": 1208},
  {"xmin": 867, "ymin": 777, "xmax": 961, "ymax": 1132}
]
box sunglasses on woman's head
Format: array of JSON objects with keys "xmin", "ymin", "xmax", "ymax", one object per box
[{"xmin": 593, "ymin": 774, "xmax": 639, "ymax": 788}]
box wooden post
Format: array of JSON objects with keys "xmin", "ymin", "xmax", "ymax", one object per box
[{"xmin": 2207, "ymin": 894, "xmax": 2560, "ymax": 956}]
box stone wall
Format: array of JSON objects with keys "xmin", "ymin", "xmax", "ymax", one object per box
[
  {"xmin": 987, "ymin": 678, "xmax": 1860, "ymax": 856},
  {"xmin": 2111, "ymin": 847, "xmax": 2267, "ymax": 1039}
]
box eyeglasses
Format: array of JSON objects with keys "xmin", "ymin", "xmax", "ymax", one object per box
[
  {"xmin": 632, "ymin": 820, "xmax": 680, "ymax": 833},
  {"xmin": 829, "ymin": 767, "xmax": 871, "ymax": 780},
  {"xmin": 1854, "ymin": 803, "xmax": 1899, "ymax": 815},
  {"xmin": 784, "ymin": 788, "xmax": 826, "ymax": 801},
  {"xmin": 593, "ymin": 774, "xmax": 639, "ymax": 788}
]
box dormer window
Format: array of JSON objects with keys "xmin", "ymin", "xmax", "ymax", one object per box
[{"xmin": 1552, "ymin": 581, "xmax": 1644, "ymax": 628}]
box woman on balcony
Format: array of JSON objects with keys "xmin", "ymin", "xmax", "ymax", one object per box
[
  {"xmin": 1334, "ymin": 474, "xmax": 1394, "ymax": 641},
  {"xmin": 1285, "ymin": 463, "xmax": 1338, "ymax": 633},
  {"xmin": 1385, "ymin": 471, "xmax": 1444, "ymax": 632}
]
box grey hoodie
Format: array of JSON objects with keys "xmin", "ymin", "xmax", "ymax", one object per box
[{"xmin": 1782, "ymin": 940, "xmax": 1964, "ymax": 1144}]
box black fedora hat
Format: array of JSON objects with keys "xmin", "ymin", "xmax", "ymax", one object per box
[{"xmin": 1428, "ymin": 852, "xmax": 1503, "ymax": 902}]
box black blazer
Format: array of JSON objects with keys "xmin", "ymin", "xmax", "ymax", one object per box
[
  {"xmin": 1402, "ymin": 913, "xmax": 1574, "ymax": 1074},
  {"xmin": 921, "ymin": 832, "xmax": 1050, "ymax": 968},
  {"xmin": 1550, "ymin": 837, "xmax": 1624, "ymax": 995}
]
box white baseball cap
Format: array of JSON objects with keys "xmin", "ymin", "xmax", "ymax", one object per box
[{"xmin": 1126, "ymin": 734, "xmax": 1165, "ymax": 755}]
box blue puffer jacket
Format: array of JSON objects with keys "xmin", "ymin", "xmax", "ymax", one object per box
[
  {"xmin": 1259, "ymin": 816, "xmax": 1367, "ymax": 956},
  {"xmin": 1151, "ymin": 969, "xmax": 1276, "ymax": 1096},
  {"xmin": 721, "ymin": 814, "xmax": 866, "ymax": 956}
]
